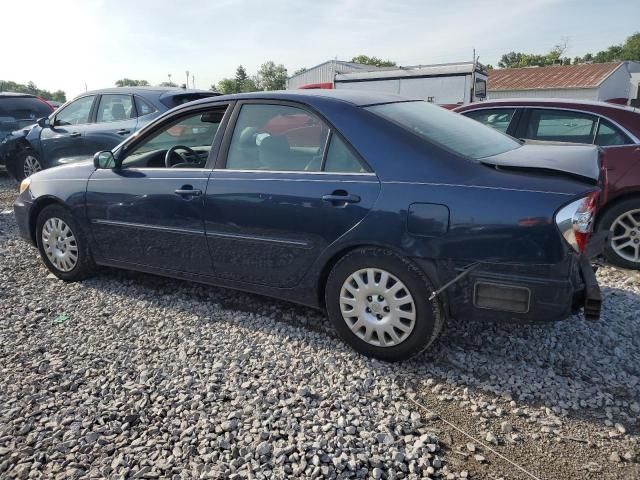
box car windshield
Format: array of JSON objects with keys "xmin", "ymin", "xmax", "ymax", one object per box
[{"xmin": 366, "ymin": 101, "xmax": 520, "ymax": 159}]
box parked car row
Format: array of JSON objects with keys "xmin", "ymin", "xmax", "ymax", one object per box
[
  {"xmin": 14, "ymin": 90, "xmax": 605, "ymax": 361},
  {"xmin": 0, "ymin": 87, "xmax": 218, "ymax": 181},
  {"xmin": 456, "ymin": 99, "xmax": 640, "ymax": 269}
]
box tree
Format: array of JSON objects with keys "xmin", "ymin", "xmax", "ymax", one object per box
[
  {"xmin": 293, "ymin": 67, "xmax": 307, "ymax": 76},
  {"xmin": 235, "ymin": 65, "xmax": 248, "ymax": 93},
  {"xmin": 256, "ymin": 61, "xmax": 287, "ymax": 91},
  {"xmin": 0, "ymin": 80, "xmax": 66, "ymax": 102},
  {"xmin": 351, "ymin": 55, "xmax": 396, "ymax": 67},
  {"xmin": 115, "ymin": 78, "xmax": 150, "ymax": 87},
  {"xmin": 622, "ymin": 32, "xmax": 640, "ymax": 61},
  {"xmin": 240, "ymin": 77, "xmax": 260, "ymax": 93},
  {"xmin": 158, "ymin": 81, "xmax": 178, "ymax": 87},
  {"xmin": 216, "ymin": 78, "xmax": 238, "ymax": 94}
]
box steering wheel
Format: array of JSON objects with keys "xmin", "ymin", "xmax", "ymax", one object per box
[{"xmin": 165, "ymin": 145, "xmax": 198, "ymax": 168}]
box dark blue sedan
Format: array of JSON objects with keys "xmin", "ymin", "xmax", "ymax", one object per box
[
  {"xmin": 14, "ymin": 90, "xmax": 604, "ymax": 361},
  {"xmin": 1, "ymin": 86, "xmax": 218, "ymax": 180}
]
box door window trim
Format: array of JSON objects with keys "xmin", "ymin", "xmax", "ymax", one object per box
[
  {"xmin": 462, "ymin": 107, "xmax": 518, "ymax": 134},
  {"xmin": 468, "ymin": 105, "xmax": 639, "ymax": 146},
  {"xmin": 214, "ymin": 99, "xmax": 374, "ymax": 175},
  {"xmin": 114, "ymin": 101, "xmax": 235, "ymax": 170}
]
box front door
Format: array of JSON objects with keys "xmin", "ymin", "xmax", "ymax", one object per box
[
  {"xmin": 86, "ymin": 106, "xmax": 228, "ymax": 275},
  {"xmin": 204, "ymin": 101, "xmax": 381, "ymax": 287},
  {"xmin": 40, "ymin": 94, "xmax": 97, "ymax": 165}
]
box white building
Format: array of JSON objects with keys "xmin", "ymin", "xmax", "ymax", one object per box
[
  {"xmin": 286, "ymin": 61, "xmax": 385, "ymax": 90},
  {"xmin": 487, "ymin": 62, "xmax": 640, "ymax": 105}
]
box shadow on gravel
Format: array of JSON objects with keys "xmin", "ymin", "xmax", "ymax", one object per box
[{"xmin": 79, "ymin": 264, "xmax": 640, "ymax": 434}]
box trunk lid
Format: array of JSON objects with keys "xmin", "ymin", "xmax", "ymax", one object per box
[{"xmin": 480, "ymin": 142, "xmax": 602, "ymax": 184}]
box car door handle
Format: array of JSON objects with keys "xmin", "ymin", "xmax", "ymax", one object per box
[
  {"xmin": 175, "ymin": 188, "xmax": 202, "ymax": 197},
  {"xmin": 322, "ymin": 192, "xmax": 360, "ymax": 205},
  {"xmin": 116, "ymin": 129, "xmax": 130, "ymax": 135},
  {"xmin": 69, "ymin": 132, "xmax": 81, "ymax": 138}
]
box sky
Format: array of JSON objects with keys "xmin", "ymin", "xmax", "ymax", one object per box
[{"xmin": 1, "ymin": 0, "xmax": 638, "ymax": 99}]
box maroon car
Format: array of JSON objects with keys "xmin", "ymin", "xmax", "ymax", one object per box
[{"xmin": 456, "ymin": 99, "xmax": 640, "ymax": 269}]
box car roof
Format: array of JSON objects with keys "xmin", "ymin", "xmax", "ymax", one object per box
[
  {"xmin": 81, "ymin": 86, "xmax": 214, "ymax": 97},
  {"xmin": 0, "ymin": 92, "xmax": 38, "ymax": 98},
  {"xmin": 184, "ymin": 89, "xmax": 419, "ymax": 108},
  {"xmin": 457, "ymin": 98, "xmax": 639, "ymax": 114}
]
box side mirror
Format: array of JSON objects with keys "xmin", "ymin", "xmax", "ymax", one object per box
[
  {"xmin": 37, "ymin": 117, "xmax": 51, "ymax": 128},
  {"xmin": 94, "ymin": 150, "xmax": 116, "ymax": 169}
]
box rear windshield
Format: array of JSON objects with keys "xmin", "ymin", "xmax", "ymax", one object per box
[
  {"xmin": 160, "ymin": 93, "xmax": 219, "ymax": 109},
  {"xmin": 0, "ymin": 96, "xmax": 52, "ymax": 131},
  {"xmin": 366, "ymin": 101, "xmax": 520, "ymax": 159}
]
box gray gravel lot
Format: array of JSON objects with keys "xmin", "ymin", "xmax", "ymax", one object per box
[{"xmin": 0, "ymin": 173, "xmax": 639, "ymax": 479}]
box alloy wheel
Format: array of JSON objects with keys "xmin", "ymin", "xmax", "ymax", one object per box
[
  {"xmin": 23, "ymin": 155, "xmax": 42, "ymax": 178},
  {"xmin": 610, "ymin": 209, "xmax": 640, "ymax": 264},
  {"xmin": 41, "ymin": 217, "xmax": 79, "ymax": 272},
  {"xmin": 339, "ymin": 268, "xmax": 416, "ymax": 347}
]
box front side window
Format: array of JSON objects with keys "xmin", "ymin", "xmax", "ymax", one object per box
[
  {"xmin": 464, "ymin": 108, "xmax": 516, "ymax": 133},
  {"xmin": 595, "ymin": 119, "xmax": 631, "ymax": 146},
  {"xmin": 366, "ymin": 101, "xmax": 520, "ymax": 159},
  {"xmin": 226, "ymin": 104, "xmax": 329, "ymax": 171},
  {"xmin": 121, "ymin": 108, "xmax": 226, "ymax": 169},
  {"xmin": 96, "ymin": 94, "xmax": 134, "ymax": 123},
  {"xmin": 526, "ymin": 109, "xmax": 597, "ymax": 144},
  {"xmin": 54, "ymin": 95, "xmax": 95, "ymax": 126}
]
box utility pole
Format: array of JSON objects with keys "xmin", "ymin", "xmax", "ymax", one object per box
[
  {"xmin": 192, "ymin": 75, "xmax": 196, "ymax": 89},
  {"xmin": 186, "ymin": 70, "xmax": 190, "ymax": 88},
  {"xmin": 168, "ymin": 73, "xmax": 172, "ymax": 85}
]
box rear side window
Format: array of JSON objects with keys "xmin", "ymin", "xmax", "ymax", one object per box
[
  {"xmin": 595, "ymin": 119, "xmax": 631, "ymax": 146},
  {"xmin": 226, "ymin": 104, "xmax": 329, "ymax": 171},
  {"xmin": 135, "ymin": 96, "xmax": 156, "ymax": 116},
  {"xmin": 366, "ymin": 101, "xmax": 520, "ymax": 159},
  {"xmin": 526, "ymin": 109, "xmax": 597, "ymax": 144},
  {"xmin": 96, "ymin": 94, "xmax": 134, "ymax": 123},
  {"xmin": 464, "ymin": 108, "xmax": 516, "ymax": 133},
  {"xmin": 324, "ymin": 135, "xmax": 367, "ymax": 173},
  {"xmin": 160, "ymin": 93, "xmax": 218, "ymax": 109},
  {"xmin": 0, "ymin": 96, "xmax": 52, "ymax": 130}
]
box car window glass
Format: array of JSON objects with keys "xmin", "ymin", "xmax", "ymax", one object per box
[
  {"xmin": 121, "ymin": 108, "xmax": 226, "ymax": 169},
  {"xmin": 0, "ymin": 96, "xmax": 52, "ymax": 131},
  {"xmin": 366, "ymin": 101, "xmax": 519, "ymax": 159},
  {"xmin": 595, "ymin": 119, "xmax": 631, "ymax": 146},
  {"xmin": 135, "ymin": 96, "xmax": 156, "ymax": 116},
  {"xmin": 96, "ymin": 95, "xmax": 134, "ymax": 123},
  {"xmin": 464, "ymin": 108, "xmax": 516, "ymax": 133},
  {"xmin": 226, "ymin": 104, "xmax": 329, "ymax": 171},
  {"xmin": 527, "ymin": 109, "xmax": 597, "ymax": 144},
  {"xmin": 323, "ymin": 135, "xmax": 367, "ymax": 173},
  {"xmin": 54, "ymin": 96, "xmax": 95, "ymax": 126}
]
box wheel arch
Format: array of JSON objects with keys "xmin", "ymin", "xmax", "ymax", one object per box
[
  {"xmin": 28, "ymin": 196, "xmax": 71, "ymax": 245},
  {"xmin": 596, "ymin": 191, "xmax": 640, "ymax": 230}
]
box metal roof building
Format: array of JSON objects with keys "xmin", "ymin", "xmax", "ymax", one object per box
[
  {"xmin": 487, "ymin": 62, "xmax": 637, "ymax": 104},
  {"xmin": 287, "ymin": 60, "xmax": 384, "ymax": 89}
]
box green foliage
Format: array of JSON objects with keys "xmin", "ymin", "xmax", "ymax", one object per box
[
  {"xmin": 293, "ymin": 67, "xmax": 307, "ymax": 76},
  {"xmin": 351, "ymin": 55, "xmax": 396, "ymax": 67},
  {"xmin": 216, "ymin": 78, "xmax": 237, "ymax": 94},
  {"xmin": 501, "ymin": 33, "xmax": 640, "ymax": 69},
  {"xmin": 241, "ymin": 77, "xmax": 260, "ymax": 93},
  {"xmin": 158, "ymin": 81, "xmax": 178, "ymax": 87},
  {"xmin": 115, "ymin": 78, "xmax": 150, "ymax": 87},
  {"xmin": 235, "ymin": 65, "xmax": 248, "ymax": 92},
  {"xmin": 256, "ymin": 61, "xmax": 287, "ymax": 91},
  {"xmin": 0, "ymin": 80, "xmax": 66, "ymax": 102}
]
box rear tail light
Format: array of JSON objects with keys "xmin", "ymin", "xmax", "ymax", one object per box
[{"xmin": 555, "ymin": 192, "xmax": 599, "ymax": 254}]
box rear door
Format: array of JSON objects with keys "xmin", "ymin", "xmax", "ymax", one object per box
[
  {"xmin": 40, "ymin": 94, "xmax": 97, "ymax": 164},
  {"xmin": 84, "ymin": 94, "xmax": 138, "ymax": 156},
  {"xmin": 204, "ymin": 101, "xmax": 381, "ymax": 287},
  {"xmin": 461, "ymin": 107, "xmax": 520, "ymax": 136},
  {"xmin": 516, "ymin": 108, "xmax": 599, "ymax": 144},
  {"xmin": 595, "ymin": 118, "xmax": 640, "ymax": 200}
]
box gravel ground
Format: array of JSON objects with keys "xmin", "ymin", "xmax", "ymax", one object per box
[{"xmin": 0, "ymin": 173, "xmax": 639, "ymax": 479}]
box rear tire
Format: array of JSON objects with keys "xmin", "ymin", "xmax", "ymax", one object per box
[
  {"xmin": 36, "ymin": 205, "xmax": 96, "ymax": 281},
  {"xmin": 598, "ymin": 198, "xmax": 640, "ymax": 270},
  {"xmin": 325, "ymin": 247, "xmax": 445, "ymax": 362},
  {"xmin": 15, "ymin": 150, "xmax": 43, "ymax": 181}
]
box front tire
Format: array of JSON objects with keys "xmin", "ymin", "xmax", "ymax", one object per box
[
  {"xmin": 325, "ymin": 247, "xmax": 445, "ymax": 362},
  {"xmin": 598, "ymin": 198, "xmax": 640, "ymax": 270},
  {"xmin": 36, "ymin": 205, "xmax": 96, "ymax": 281}
]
